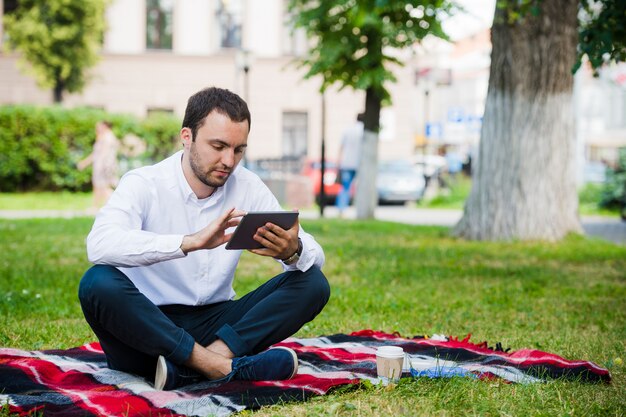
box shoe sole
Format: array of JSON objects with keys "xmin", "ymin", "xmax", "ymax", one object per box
[
  {"xmin": 154, "ymin": 355, "xmax": 167, "ymax": 390},
  {"xmin": 274, "ymin": 347, "xmax": 299, "ymax": 379}
]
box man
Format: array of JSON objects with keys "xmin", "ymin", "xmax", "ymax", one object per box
[
  {"xmin": 336, "ymin": 113, "xmax": 364, "ymax": 216},
  {"xmin": 79, "ymin": 87, "xmax": 330, "ymax": 390}
]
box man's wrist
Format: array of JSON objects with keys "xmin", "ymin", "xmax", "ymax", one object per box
[
  {"xmin": 180, "ymin": 235, "xmax": 197, "ymax": 255},
  {"xmin": 282, "ymin": 238, "xmax": 302, "ymax": 265}
]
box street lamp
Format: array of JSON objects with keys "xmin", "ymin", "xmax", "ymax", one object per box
[
  {"xmin": 238, "ymin": 48, "xmax": 250, "ymax": 103},
  {"xmin": 236, "ymin": 48, "xmax": 251, "ymax": 167},
  {"xmin": 320, "ymin": 91, "xmax": 326, "ymax": 217},
  {"xmin": 424, "ymin": 88, "xmax": 430, "ymax": 148}
]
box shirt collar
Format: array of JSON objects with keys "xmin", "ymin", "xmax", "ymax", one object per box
[
  {"xmin": 174, "ymin": 150, "xmax": 227, "ymax": 207},
  {"xmin": 174, "ymin": 151, "xmax": 196, "ymax": 203}
]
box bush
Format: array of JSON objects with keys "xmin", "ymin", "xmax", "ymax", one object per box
[
  {"xmin": 0, "ymin": 105, "xmax": 181, "ymax": 192},
  {"xmin": 600, "ymin": 148, "xmax": 626, "ymax": 220},
  {"xmin": 138, "ymin": 111, "xmax": 182, "ymax": 162}
]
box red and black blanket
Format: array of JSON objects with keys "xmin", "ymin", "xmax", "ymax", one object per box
[{"xmin": 0, "ymin": 330, "xmax": 610, "ymax": 417}]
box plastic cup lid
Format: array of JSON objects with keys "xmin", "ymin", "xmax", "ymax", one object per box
[{"xmin": 376, "ymin": 345, "xmax": 405, "ymax": 357}]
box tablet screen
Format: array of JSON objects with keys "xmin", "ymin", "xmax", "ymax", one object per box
[{"xmin": 225, "ymin": 211, "xmax": 299, "ymax": 250}]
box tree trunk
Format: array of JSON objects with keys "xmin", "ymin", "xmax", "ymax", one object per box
[
  {"xmin": 454, "ymin": 0, "xmax": 582, "ymax": 241},
  {"xmin": 356, "ymin": 87, "xmax": 382, "ymax": 219},
  {"xmin": 53, "ymin": 79, "xmax": 64, "ymax": 103}
]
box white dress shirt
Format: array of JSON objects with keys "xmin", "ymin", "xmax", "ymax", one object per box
[{"xmin": 86, "ymin": 150, "xmax": 325, "ymax": 306}]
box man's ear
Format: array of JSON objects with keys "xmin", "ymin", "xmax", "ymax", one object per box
[{"xmin": 180, "ymin": 127, "xmax": 193, "ymax": 148}]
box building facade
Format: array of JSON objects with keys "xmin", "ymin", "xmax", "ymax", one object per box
[
  {"xmin": 1, "ymin": 0, "xmax": 623, "ymax": 178},
  {"xmin": 0, "ymin": 0, "xmax": 435, "ymax": 164}
]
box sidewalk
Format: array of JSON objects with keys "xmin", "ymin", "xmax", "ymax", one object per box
[
  {"xmin": 301, "ymin": 206, "xmax": 626, "ymax": 246},
  {"xmin": 1, "ymin": 206, "xmax": 625, "ymax": 245}
]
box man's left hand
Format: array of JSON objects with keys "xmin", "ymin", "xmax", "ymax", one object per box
[{"xmin": 249, "ymin": 221, "xmax": 300, "ymax": 260}]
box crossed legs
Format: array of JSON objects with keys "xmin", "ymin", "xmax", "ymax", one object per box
[{"xmin": 78, "ymin": 265, "xmax": 330, "ymax": 380}]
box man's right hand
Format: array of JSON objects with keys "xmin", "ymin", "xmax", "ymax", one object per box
[{"xmin": 180, "ymin": 208, "xmax": 245, "ymax": 254}]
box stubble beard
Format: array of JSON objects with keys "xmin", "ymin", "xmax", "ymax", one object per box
[{"xmin": 189, "ymin": 143, "xmax": 231, "ymax": 189}]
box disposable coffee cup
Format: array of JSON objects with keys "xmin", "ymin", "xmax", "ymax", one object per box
[{"xmin": 376, "ymin": 346, "xmax": 405, "ymax": 385}]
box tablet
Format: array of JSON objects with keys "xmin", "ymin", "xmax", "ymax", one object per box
[{"xmin": 225, "ymin": 211, "xmax": 299, "ymax": 250}]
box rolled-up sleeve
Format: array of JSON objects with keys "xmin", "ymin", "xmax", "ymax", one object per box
[{"xmin": 281, "ymin": 229, "xmax": 325, "ymax": 272}]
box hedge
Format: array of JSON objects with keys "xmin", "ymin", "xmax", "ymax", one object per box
[
  {"xmin": 0, "ymin": 105, "xmax": 181, "ymax": 192},
  {"xmin": 600, "ymin": 148, "xmax": 626, "ymax": 220}
]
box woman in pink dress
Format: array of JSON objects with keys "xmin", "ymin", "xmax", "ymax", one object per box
[{"xmin": 78, "ymin": 121, "xmax": 120, "ymax": 208}]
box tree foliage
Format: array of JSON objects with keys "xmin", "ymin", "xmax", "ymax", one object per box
[
  {"xmin": 575, "ymin": 0, "xmax": 626, "ymax": 73},
  {"xmin": 494, "ymin": 0, "xmax": 626, "ymax": 74},
  {"xmin": 288, "ymin": 0, "xmax": 453, "ymax": 108},
  {"xmin": 2, "ymin": 0, "xmax": 107, "ymax": 103}
]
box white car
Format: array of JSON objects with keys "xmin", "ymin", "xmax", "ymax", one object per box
[{"xmin": 377, "ymin": 161, "xmax": 426, "ymax": 204}]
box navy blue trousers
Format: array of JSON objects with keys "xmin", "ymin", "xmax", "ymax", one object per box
[{"xmin": 78, "ymin": 264, "xmax": 330, "ymax": 379}]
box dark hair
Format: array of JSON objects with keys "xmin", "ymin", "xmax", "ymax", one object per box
[{"xmin": 182, "ymin": 87, "xmax": 251, "ymax": 140}]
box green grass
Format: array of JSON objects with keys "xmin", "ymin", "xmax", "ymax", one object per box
[
  {"xmin": 578, "ymin": 182, "xmax": 620, "ymax": 217},
  {"xmin": 0, "ymin": 192, "xmax": 93, "ymax": 211},
  {"xmin": 1, "ymin": 217, "xmax": 625, "ymax": 416},
  {"xmin": 418, "ymin": 175, "xmax": 473, "ymax": 209}
]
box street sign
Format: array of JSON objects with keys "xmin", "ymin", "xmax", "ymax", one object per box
[{"xmin": 425, "ymin": 122, "xmax": 442, "ymax": 139}]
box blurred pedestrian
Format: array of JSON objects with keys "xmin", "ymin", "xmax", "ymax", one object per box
[
  {"xmin": 337, "ymin": 112, "xmax": 364, "ymax": 216},
  {"xmin": 78, "ymin": 121, "xmax": 120, "ymax": 208},
  {"xmin": 445, "ymin": 149, "xmax": 463, "ymax": 178}
]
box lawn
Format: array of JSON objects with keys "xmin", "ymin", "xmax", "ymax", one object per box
[
  {"xmin": 0, "ymin": 217, "xmax": 625, "ymax": 416},
  {"xmin": 0, "ymin": 192, "xmax": 93, "ymax": 211}
]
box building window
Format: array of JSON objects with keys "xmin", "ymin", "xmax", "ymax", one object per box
[
  {"xmin": 216, "ymin": 0, "xmax": 242, "ymax": 49},
  {"xmin": 282, "ymin": 112, "xmax": 308, "ymax": 158},
  {"xmin": 282, "ymin": 0, "xmax": 307, "ymax": 56},
  {"xmin": 3, "ymin": 0, "xmax": 18, "ymax": 14},
  {"xmin": 147, "ymin": 107, "xmax": 174, "ymax": 115},
  {"xmin": 146, "ymin": 0, "xmax": 173, "ymax": 50},
  {"xmin": 2, "ymin": 0, "xmax": 18, "ymax": 44}
]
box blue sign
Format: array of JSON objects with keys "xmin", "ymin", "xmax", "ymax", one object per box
[
  {"xmin": 466, "ymin": 115, "xmax": 483, "ymax": 133},
  {"xmin": 447, "ymin": 107, "xmax": 465, "ymax": 123},
  {"xmin": 425, "ymin": 122, "xmax": 442, "ymax": 139}
]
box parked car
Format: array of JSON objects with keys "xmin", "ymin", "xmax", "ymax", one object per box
[
  {"xmin": 301, "ymin": 159, "xmax": 345, "ymax": 204},
  {"xmin": 304, "ymin": 159, "xmax": 425, "ymax": 206},
  {"xmin": 377, "ymin": 160, "xmax": 426, "ymax": 204}
]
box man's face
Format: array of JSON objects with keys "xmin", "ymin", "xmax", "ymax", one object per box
[{"xmin": 183, "ymin": 111, "xmax": 248, "ymax": 190}]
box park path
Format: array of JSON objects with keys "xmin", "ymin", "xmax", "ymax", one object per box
[
  {"xmin": 303, "ymin": 206, "xmax": 626, "ymax": 246},
  {"xmin": 1, "ymin": 207, "xmax": 624, "ymax": 245}
]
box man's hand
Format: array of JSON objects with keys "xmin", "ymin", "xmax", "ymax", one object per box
[
  {"xmin": 249, "ymin": 220, "xmax": 300, "ymax": 260},
  {"xmin": 180, "ymin": 208, "xmax": 245, "ymax": 254}
]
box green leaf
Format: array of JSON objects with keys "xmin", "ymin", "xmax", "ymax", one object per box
[{"xmin": 288, "ymin": 0, "xmax": 455, "ymax": 105}]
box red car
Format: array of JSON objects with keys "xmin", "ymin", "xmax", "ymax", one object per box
[{"xmin": 301, "ymin": 159, "xmax": 344, "ymax": 205}]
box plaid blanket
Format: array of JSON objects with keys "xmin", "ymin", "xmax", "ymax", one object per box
[{"xmin": 0, "ymin": 330, "xmax": 610, "ymax": 417}]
